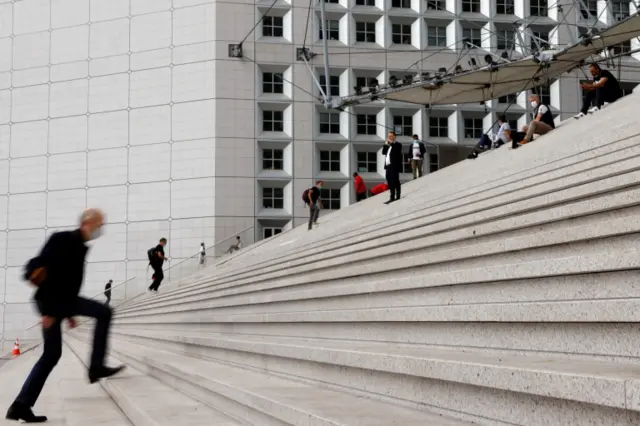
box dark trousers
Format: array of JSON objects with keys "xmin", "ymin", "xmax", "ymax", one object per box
[
  {"xmin": 581, "ymin": 87, "xmax": 621, "ymax": 114},
  {"xmin": 308, "ymin": 203, "xmax": 320, "ymax": 230},
  {"xmin": 385, "ymin": 166, "xmax": 401, "ymax": 200},
  {"xmin": 356, "ymin": 192, "xmax": 367, "ymax": 202},
  {"xmin": 149, "ymin": 265, "xmax": 164, "ymax": 291},
  {"xmin": 16, "ymin": 297, "xmax": 112, "ymax": 407},
  {"xmin": 104, "ymin": 292, "xmax": 111, "ymax": 306}
]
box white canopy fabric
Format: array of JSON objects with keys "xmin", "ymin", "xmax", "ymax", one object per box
[{"xmin": 376, "ymin": 13, "xmax": 640, "ymax": 106}]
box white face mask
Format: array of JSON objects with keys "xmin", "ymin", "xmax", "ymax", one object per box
[
  {"xmin": 530, "ymin": 101, "xmax": 538, "ymax": 108},
  {"xmin": 89, "ymin": 227, "xmax": 102, "ymax": 240}
]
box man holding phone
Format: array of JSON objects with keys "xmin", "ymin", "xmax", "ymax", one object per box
[
  {"xmin": 6, "ymin": 209, "xmax": 124, "ymax": 423},
  {"xmin": 382, "ymin": 131, "xmax": 403, "ymax": 204}
]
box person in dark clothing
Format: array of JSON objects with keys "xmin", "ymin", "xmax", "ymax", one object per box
[
  {"xmin": 353, "ymin": 173, "xmax": 367, "ymax": 202},
  {"xmin": 406, "ymin": 135, "xmax": 427, "ymax": 179},
  {"xmin": 104, "ymin": 279, "xmax": 112, "ymax": 306},
  {"xmin": 521, "ymin": 94, "xmax": 555, "ymax": 145},
  {"xmin": 575, "ymin": 63, "xmax": 623, "ymax": 118},
  {"xmin": 6, "ymin": 209, "xmax": 124, "ymax": 424},
  {"xmin": 382, "ymin": 131, "xmax": 403, "ymax": 204},
  {"xmin": 148, "ymin": 238, "xmax": 167, "ymax": 293},
  {"xmin": 307, "ymin": 181, "xmax": 323, "ymax": 230}
]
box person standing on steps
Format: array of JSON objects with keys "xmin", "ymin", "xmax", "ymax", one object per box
[
  {"xmin": 6, "ymin": 209, "xmax": 125, "ymax": 424},
  {"xmin": 199, "ymin": 242, "xmax": 206, "ymax": 267},
  {"xmin": 307, "ymin": 180, "xmax": 323, "ymax": 230},
  {"xmin": 353, "ymin": 172, "xmax": 367, "ymax": 202},
  {"xmin": 407, "ymin": 134, "xmax": 426, "ymax": 180},
  {"xmin": 147, "ymin": 238, "xmax": 167, "ymax": 293},
  {"xmin": 104, "ymin": 279, "xmax": 112, "ymax": 306},
  {"xmin": 383, "ymin": 131, "xmax": 403, "ymax": 204}
]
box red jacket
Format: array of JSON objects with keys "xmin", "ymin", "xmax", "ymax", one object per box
[
  {"xmin": 354, "ymin": 176, "xmax": 366, "ymax": 194},
  {"xmin": 371, "ymin": 183, "xmax": 388, "ymax": 195}
]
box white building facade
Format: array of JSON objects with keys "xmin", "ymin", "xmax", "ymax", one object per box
[{"xmin": 0, "ymin": 0, "xmax": 639, "ymax": 343}]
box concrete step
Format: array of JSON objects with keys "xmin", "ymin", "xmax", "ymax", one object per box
[
  {"xmin": 103, "ymin": 328, "xmax": 640, "ymax": 411},
  {"xmin": 69, "ymin": 331, "xmax": 473, "ymax": 426},
  {"xmin": 0, "ymin": 345, "xmax": 131, "ymax": 426},
  {"xmin": 64, "ymin": 336, "xmax": 242, "ymax": 426},
  {"xmin": 117, "ymin": 208, "xmax": 640, "ymax": 317},
  {"xmin": 123, "ymin": 184, "xmax": 640, "ymax": 313}
]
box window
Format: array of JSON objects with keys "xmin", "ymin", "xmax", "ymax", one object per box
[
  {"xmin": 426, "ymin": 0, "xmax": 446, "ymax": 10},
  {"xmin": 356, "ymin": 76, "xmax": 378, "ymax": 89},
  {"xmin": 464, "ymin": 118, "xmax": 483, "ymax": 139},
  {"xmin": 429, "ymin": 153, "xmax": 439, "ymax": 173},
  {"xmin": 319, "ymin": 150, "xmax": 341, "ymax": 172},
  {"xmin": 497, "ymin": 30, "xmax": 514, "ymax": 50},
  {"xmin": 263, "ymin": 187, "xmax": 284, "ymax": 209},
  {"xmin": 320, "ymin": 188, "xmax": 341, "ymax": 210},
  {"xmin": 356, "ymin": 21, "xmax": 376, "ymax": 43},
  {"xmin": 612, "ymin": 40, "xmax": 632, "ymax": 55},
  {"xmin": 393, "ymin": 115, "xmax": 413, "ymax": 136},
  {"xmin": 356, "ymin": 0, "xmax": 376, "ymax": 5},
  {"xmin": 429, "ymin": 117, "xmax": 448, "ymax": 137},
  {"xmin": 263, "ymin": 227, "xmax": 282, "ymax": 239},
  {"xmin": 263, "ymin": 72, "xmax": 283, "ymax": 94},
  {"xmin": 461, "ymin": 0, "xmax": 480, "ymax": 13},
  {"xmin": 392, "ymin": 24, "xmax": 412, "ymax": 45},
  {"xmin": 263, "ymin": 110, "xmax": 283, "ymax": 132},
  {"xmin": 427, "ymin": 27, "xmax": 447, "ymax": 47},
  {"xmin": 498, "ymin": 93, "xmax": 517, "ymax": 104},
  {"xmin": 262, "ymin": 148, "xmax": 283, "ymax": 170},
  {"xmin": 357, "ymin": 114, "xmax": 377, "ymax": 135},
  {"xmin": 531, "ymin": 31, "xmax": 549, "ymax": 50},
  {"xmin": 319, "ymin": 112, "xmax": 340, "ymax": 134},
  {"xmin": 391, "ymin": 0, "xmax": 411, "ymax": 8},
  {"xmin": 263, "ymin": 16, "xmax": 283, "ymax": 37},
  {"xmin": 532, "ymin": 85, "xmax": 551, "ymax": 105},
  {"xmin": 530, "ymin": 0, "xmax": 547, "ymax": 16},
  {"xmin": 357, "ymin": 152, "xmax": 377, "ymax": 173},
  {"xmin": 463, "ymin": 28, "xmax": 481, "ymax": 47},
  {"xmin": 580, "ymin": 0, "xmax": 597, "ymax": 18},
  {"xmin": 496, "ymin": 0, "xmax": 514, "ymax": 14},
  {"xmin": 319, "ymin": 75, "xmax": 340, "ymax": 96},
  {"xmin": 319, "ymin": 19, "xmax": 340, "ymax": 40},
  {"xmin": 612, "ymin": 1, "xmax": 630, "ymax": 20},
  {"xmin": 402, "ymin": 153, "xmax": 413, "ymax": 173},
  {"xmin": 324, "ymin": 0, "xmax": 339, "ymax": 3}
]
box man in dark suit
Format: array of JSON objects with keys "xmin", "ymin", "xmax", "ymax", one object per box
[
  {"xmin": 104, "ymin": 279, "xmax": 112, "ymax": 306},
  {"xmin": 6, "ymin": 209, "xmax": 124, "ymax": 423},
  {"xmin": 382, "ymin": 131, "xmax": 403, "ymax": 204}
]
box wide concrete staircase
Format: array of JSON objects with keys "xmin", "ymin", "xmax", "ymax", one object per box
[{"xmin": 4, "ymin": 91, "xmax": 640, "ymax": 425}]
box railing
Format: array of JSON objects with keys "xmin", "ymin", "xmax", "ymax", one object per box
[{"xmin": 0, "ymin": 226, "xmax": 255, "ymax": 354}]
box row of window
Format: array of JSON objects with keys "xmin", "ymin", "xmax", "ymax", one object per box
[
  {"xmin": 315, "ymin": 20, "xmax": 548, "ymax": 49},
  {"xmin": 263, "ymin": 187, "xmax": 342, "ymax": 209},
  {"xmin": 262, "ymin": 148, "xmax": 439, "ymax": 174},
  {"xmin": 260, "ymin": 111, "xmax": 549, "ymax": 138},
  {"xmin": 321, "ymin": 0, "xmax": 629, "ymax": 18}
]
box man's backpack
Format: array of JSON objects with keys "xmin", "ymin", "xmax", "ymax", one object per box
[
  {"xmin": 302, "ymin": 188, "xmax": 310, "ymax": 204},
  {"xmin": 147, "ymin": 247, "xmax": 157, "ymax": 264}
]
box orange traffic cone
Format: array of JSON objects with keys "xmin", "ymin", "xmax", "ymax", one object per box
[{"xmin": 12, "ymin": 338, "xmax": 21, "ymax": 357}]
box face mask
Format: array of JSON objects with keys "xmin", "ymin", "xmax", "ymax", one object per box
[
  {"xmin": 89, "ymin": 227, "xmax": 102, "ymax": 240},
  {"xmin": 530, "ymin": 101, "xmax": 538, "ymax": 108}
]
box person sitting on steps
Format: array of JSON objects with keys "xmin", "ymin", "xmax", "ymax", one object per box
[
  {"xmin": 574, "ymin": 63, "xmax": 622, "ymax": 119},
  {"xmin": 520, "ymin": 94, "xmax": 555, "ymax": 145}
]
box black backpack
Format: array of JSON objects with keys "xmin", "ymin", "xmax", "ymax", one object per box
[
  {"xmin": 302, "ymin": 188, "xmax": 310, "ymax": 204},
  {"xmin": 147, "ymin": 247, "xmax": 157, "ymax": 264}
]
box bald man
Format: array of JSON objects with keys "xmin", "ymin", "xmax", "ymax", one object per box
[{"xmin": 6, "ymin": 209, "xmax": 124, "ymax": 423}]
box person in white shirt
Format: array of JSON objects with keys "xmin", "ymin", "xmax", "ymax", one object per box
[
  {"xmin": 492, "ymin": 115, "xmax": 512, "ymax": 148},
  {"xmin": 406, "ymin": 135, "xmax": 427, "ymax": 179}
]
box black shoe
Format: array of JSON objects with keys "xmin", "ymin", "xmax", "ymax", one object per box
[
  {"xmin": 384, "ymin": 199, "xmax": 395, "ymax": 205},
  {"xmin": 89, "ymin": 365, "xmax": 126, "ymax": 384},
  {"xmin": 6, "ymin": 402, "xmax": 47, "ymax": 423}
]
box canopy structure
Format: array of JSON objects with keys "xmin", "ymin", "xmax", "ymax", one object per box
[{"xmin": 338, "ymin": 13, "xmax": 640, "ymax": 107}]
